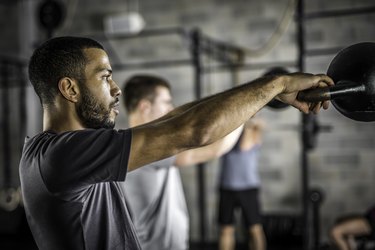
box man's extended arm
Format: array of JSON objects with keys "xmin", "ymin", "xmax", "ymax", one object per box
[
  {"xmin": 174, "ymin": 125, "xmax": 243, "ymax": 167},
  {"xmin": 128, "ymin": 73, "xmax": 333, "ymax": 171}
]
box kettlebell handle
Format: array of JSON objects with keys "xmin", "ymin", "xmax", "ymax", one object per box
[{"xmin": 297, "ymin": 80, "xmax": 366, "ymax": 102}]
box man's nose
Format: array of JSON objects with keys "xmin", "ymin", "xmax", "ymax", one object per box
[{"xmin": 111, "ymin": 80, "xmax": 122, "ymax": 97}]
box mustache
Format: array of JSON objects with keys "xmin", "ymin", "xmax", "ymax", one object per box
[{"xmin": 111, "ymin": 98, "xmax": 120, "ymax": 108}]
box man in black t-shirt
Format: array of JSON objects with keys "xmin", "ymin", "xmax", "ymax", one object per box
[{"xmin": 19, "ymin": 36, "xmax": 333, "ymax": 249}]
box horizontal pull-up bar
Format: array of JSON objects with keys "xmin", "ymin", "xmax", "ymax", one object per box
[
  {"xmin": 305, "ymin": 47, "xmax": 343, "ymax": 57},
  {"xmin": 88, "ymin": 27, "xmax": 188, "ymax": 40},
  {"xmin": 202, "ymin": 61, "xmax": 297, "ymax": 73},
  {"xmin": 90, "ymin": 27, "xmax": 245, "ymax": 65},
  {"xmin": 304, "ymin": 6, "xmax": 375, "ymax": 19},
  {"xmin": 112, "ymin": 59, "xmax": 193, "ymax": 70}
]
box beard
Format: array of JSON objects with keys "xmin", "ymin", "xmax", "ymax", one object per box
[{"xmin": 76, "ymin": 82, "xmax": 116, "ymax": 129}]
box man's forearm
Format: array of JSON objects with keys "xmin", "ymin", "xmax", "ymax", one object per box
[
  {"xmin": 155, "ymin": 75, "xmax": 282, "ymax": 127},
  {"xmin": 175, "ymin": 75, "xmax": 283, "ymax": 148},
  {"xmin": 152, "ymin": 84, "xmax": 240, "ymax": 124}
]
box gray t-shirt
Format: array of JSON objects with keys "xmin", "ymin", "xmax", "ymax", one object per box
[
  {"xmin": 220, "ymin": 143, "xmax": 261, "ymax": 190},
  {"xmin": 124, "ymin": 157, "xmax": 189, "ymax": 250},
  {"xmin": 19, "ymin": 129, "xmax": 141, "ymax": 250}
]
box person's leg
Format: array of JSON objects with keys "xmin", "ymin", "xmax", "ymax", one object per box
[
  {"xmin": 237, "ymin": 188, "xmax": 266, "ymax": 250},
  {"xmin": 248, "ymin": 223, "xmax": 266, "ymax": 250},
  {"xmin": 346, "ymin": 235, "xmax": 357, "ymax": 250},
  {"xmin": 218, "ymin": 189, "xmax": 237, "ymax": 250},
  {"xmin": 330, "ymin": 216, "xmax": 371, "ymax": 250},
  {"xmin": 219, "ymin": 225, "xmax": 236, "ymax": 250}
]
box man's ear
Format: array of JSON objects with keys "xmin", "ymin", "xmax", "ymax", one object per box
[
  {"xmin": 58, "ymin": 77, "xmax": 79, "ymax": 103},
  {"xmin": 138, "ymin": 99, "xmax": 151, "ymax": 114}
]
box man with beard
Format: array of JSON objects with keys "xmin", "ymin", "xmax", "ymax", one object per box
[{"xmin": 19, "ymin": 36, "xmax": 333, "ymax": 250}]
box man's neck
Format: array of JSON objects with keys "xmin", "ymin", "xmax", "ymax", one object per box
[
  {"xmin": 128, "ymin": 114, "xmax": 148, "ymax": 128},
  {"xmin": 43, "ymin": 109, "xmax": 84, "ymax": 133}
]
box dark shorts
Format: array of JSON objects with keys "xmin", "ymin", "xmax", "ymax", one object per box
[{"xmin": 218, "ymin": 188, "xmax": 261, "ymax": 228}]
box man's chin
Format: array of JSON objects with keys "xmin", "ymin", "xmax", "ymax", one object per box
[
  {"xmin": 102, "ymin": 121, "xmax": 115, "ymax": 129},
  {"xmin": 84, "ymin": 120, "xmax": 115, "ymax": 129}
]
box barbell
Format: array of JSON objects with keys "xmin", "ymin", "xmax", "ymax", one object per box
[{"xmin": 298, "ymin": 42, "xmax": 375, "ymax": 122}]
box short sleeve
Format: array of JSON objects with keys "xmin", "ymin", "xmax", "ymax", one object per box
[{"xmin": 41, "ymin": 129, "xmax": 132, "ymax": 192}]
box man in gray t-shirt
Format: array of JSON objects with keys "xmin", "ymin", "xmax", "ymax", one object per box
[
  {"xmin": 125, "ymin": 157, "xmax": 188, "ymax": 250},
  {"xmin": 122, "ymin": 75, "xmax": 243, "ymax": 250}
]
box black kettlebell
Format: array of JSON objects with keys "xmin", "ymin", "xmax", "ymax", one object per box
[{"xmin": 298, "ymin": 42, "xmax": 375, "ymax": 122}]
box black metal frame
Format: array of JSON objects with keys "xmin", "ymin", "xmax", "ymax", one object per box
[
  {"xmin": 0, "ymin": 58, "xmax": 28, "ymax": 190},
  {"xmin": 1, "ymin": 61, "xmax": 11, "ymax": 189},
  {"xmin": 297, "ymin": 1, "xmax": 375, "ymax": 250}
]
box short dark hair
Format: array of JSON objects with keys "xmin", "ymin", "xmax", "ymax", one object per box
[
  {"xmin": 28, "ymin": 36, "xmax": 104, "ymax": 106},
  {"xmin": 123, "ymin": 75, "xmax": 171, "ymax": 113}
]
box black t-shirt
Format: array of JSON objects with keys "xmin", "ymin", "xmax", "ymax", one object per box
[{"xmin": 19, "ymin": 129, "xmax": 141, "ymax": 250}]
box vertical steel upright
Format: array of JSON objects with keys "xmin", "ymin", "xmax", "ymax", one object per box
[
  {"xmin": 1, "ymin": 61, "xmax": 11, "ymax": 189},
  {"xmin": 18, "ymin": 63, "xmax": 27, "ymax": 154},
  {"xmin": 296, "ymin": 0, "xmax": 311, "ymax": 249}
]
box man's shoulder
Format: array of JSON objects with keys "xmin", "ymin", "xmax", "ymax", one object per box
[{"xmin": 26, "ymin": 128, "xmax": 131, "ymax": 145}]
